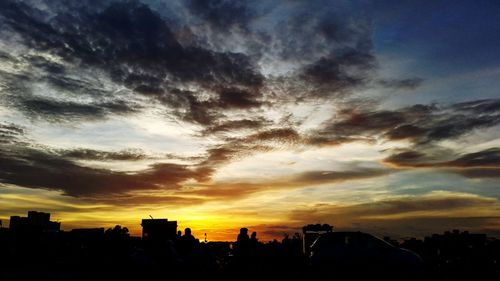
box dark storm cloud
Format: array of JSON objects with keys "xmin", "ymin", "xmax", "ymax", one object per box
[
  {"xmin": 246, "ymin": 128, "xmax": 301, "ymax": 144},
  {"xmin": 272, "ymin": 2, "xmax": 372, "ymax": 62},
  {"xmin": 300, "ymin": 50, "xmax": 375, "ymax": 89},
  {"xmin": 384, "ymin": 124, "xmax": 427, "ymax": 140},
  {"xmin": 27, "ymin": 55, "xmax": 66, "ymax": 75},
  {"xmin": 1, "ymin": 0, "xmax": 498, "ymax": 199},
  {"xmin": 0, "ymin": 122, "xmax": 390, "ymax": 199},
  {"xmin": 57, "ymin": 148, "xmax": 148, "ymax": 161},
  {"xmin": 329, "ymin": 110, "xmax": 406, "ymax": 135},
  {"xmin": 267, "ymin": 6, "xmax": 376, "ymax": 100},
  {"xmin": 212, "ymin": 87, "xmax": 263, "ymax": 109},
  {"xmin": 290, "ymin": 194, "xmax": 497, "ymax": 222},
  {"xmin": 378, "ymin": 78, "xmax": 424, "ymax": 90},
  {"xmin": 178, "ymin": 0, "xmax": 376, "ymax": 101},
  {"xmin": 12, "ymin": 97, "xmax": 138, "ymax": 122},
  {"xmin": 0, "ymin": 53, "xmax": 141, "ymax": 122},
  {"xmin": 186, "ymin": 0, "xmax": 255, "ymax": 31},
  {"xmin": 0, "ymin": 122, "xmax": 26, "ymax": 144},
  {"xmin": 194, "ymin": 95, "xmax": 498, "ymax": 180},
  {"xmin": 452, "ymin": 99, "xmax": 500, "ymax": 114},
  {"xmin": 291, "ymin": 169, "xmax": 391, "ymax": 185},
  {"xmin": 0, "ymin": 0, "xmax": 384, "ymax": 133},
  {"xmin": 183, "ymin": 0, "xmax": 378, "ymax": 103},
  {"xmin": 0, "ymin": 0, "xmax": 264, "ymax": 125},
  {"xmin": 0, "ymin": 125, "xmax": 209, "ymax": 196},
  {"xmin": 447, "ymin": 148, "xmax": 500, "ymax": 168},
  {"xmin": 194, "ymin": 128, "xmax": 302, "ymax": 180},
  {"xmin": 384, "ymin": 148, "xmax": 500, "ymax": 169},
  {"xmin": 207, "ymin": 128, "xmax": 301, "ymax": 160},
  {"xmin": 383, "ymin": 150, "xmax": 430, "ymax": 167},
  {"xmin": 172, "ymin": 86, "xmax": 266, "ymax": 126},
  {"xmin": 312, "ymin": 99, "xmax": 500, "ymax": 146},
  {"xmin": 383, "ymin": 148, "xmax": 500, "ymax": 178},
  {"xmin": 453, "ymin": 168, "xmax": 500, "ymax": 179},
  {"xmin": 0, "ymin": 147, "xmax": 204, "ymax": 196},
  {"xmin": 349, "ymin": 195, "xmax": 496, "ymax": 216},
  {"xmin": 202, "ymin": 118, "xmax": 269, "ymax": 135}
]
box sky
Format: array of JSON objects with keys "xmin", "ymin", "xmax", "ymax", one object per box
[{"xmin": 0, "ymin": 0, "xmax": 499, "ymax": 241}]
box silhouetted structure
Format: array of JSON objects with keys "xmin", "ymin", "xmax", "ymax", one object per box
[
  {"xmin": 302, "ymin": 224, "xmax": 332, "ymax": 256},
  {"xmin": 70, "ymin": 227, "xmax": 105, "ymax": 238},
  {"xmin": 141, "ymin": 218, "xmax": 177, "ymax": 241},
  {"xmin": 400, "ymin": 229, "xmax": 499, "ymax": 281},
  {"xmin": 140, "ymin": 217, "xmax": 178, "ymax": 264},
  {"xmin": 310, "ymin": 231, "xmax": 423, "ymax": 280},
  {"xmin": 1, "ymin": 211, "xmax": 499, "ymax": 281},
  {"xmin": 9, "ymin": 211, "xmax": 60, "ymax": 232}
]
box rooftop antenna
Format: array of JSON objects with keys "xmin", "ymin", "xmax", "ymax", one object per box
[{"xmin": 149, "ymin": 215, "xmax": 154, "ymax": 219}]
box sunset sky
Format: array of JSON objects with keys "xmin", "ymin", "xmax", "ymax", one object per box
[{"xmin": 0, "ymin": 0, "xmax": 499, "ymax": 241}]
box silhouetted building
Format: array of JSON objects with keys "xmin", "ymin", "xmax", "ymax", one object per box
[
  {"xmin": 70, "ymin": 227, "xmax": 105, "ymax": 238},
  {"xmin": 9, "ymin": 211, "xmax": 60, "ymax": 232},
  {"xmin": 141, "ymin": 218, "xmax": 177, "ymax": 242},
  {"xmin": 302, "ymin": 224, "xmax": 333, "ymax": 256}
]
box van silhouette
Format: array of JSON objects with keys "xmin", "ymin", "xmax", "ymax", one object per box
[{"xmin": 310, "ymin": 231, "xmax": 424, "ymax": 280}]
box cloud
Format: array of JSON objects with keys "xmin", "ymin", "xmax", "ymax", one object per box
[
  {"xmin": 0, "ymin": 124, "xmax": 208, "ymax": 196},
  {"xmin": 186, "ymin": 0, "xmax": 255, "ymax": 32},
  {"xmin": 182, "ymin": 167, "xmax": 390, "ymax": 200},
  {"xmin": 0, "ymin": 122, "xmax": 26, "ymax": 144},
  {"xmin": 83, "ymin": 194, "xmax": 205, "ymax": 206},
  {"xmin": 349, "ymin": 193, "xmax": 496, "ymax": 216},
  {"xmin": 300, "ymin": 50, "xmax": 375, "ymax": 90},
  {"xmin": 0, "ymin": 0, "xmax": 498, "ymax": 209},
  {"xmin": 383, "ymin": 148, "xmax": 500, "ymax": 178},
  {"xmin": 383, "ymin": 148, "xmax": 500, "ymax": 168},
  {"xmin": 310, "ymin": 99, "xmax": 500, "ymax": 146},
  {"xmin": 452, "ymin": 99, "xmax": 500, "ymax": 113},
  {"xmin": 0, "ymin": 148, "xmax": 198, "ymax": 197},
  {"xmin": 289, "ymin": 169, "xmax": 391, "ymax": 185},
  {"xmin": 452, "ymin": 168, "xmax": 500, "ymax": 179},
  {"xmin": 0, "ymin": 0, "xmax": 384, "ymax": 139},
  {"xmin": 1, "ymin": 122, "xmax": 390, "ymax": 200},
  {"xmin": 0, "ymin": 0, "xmax": 264, "ymax": 126},
  {"xmin": 201, "ymin": 118, "xmax": 270, "ymax": 135},
  {"xmin": 378, "ymin": 78, "xmax": 424, "ymax": 90},
  {"xmin": 2, "ymin": 123, "xmax": 373, "ymax": 199},
  {"xmin": 447, "ymin": 148, "xmax": 500, "ymax": 168},
  {"xmin": 12, "ymin": 96, "xmax": 138, "ymax": 122},
  {"xmin": 57, "ymin": 148, "xmax": 148, "ymax": 161},
  {"xmin": 289, "ymin": 192, "xmax": 500, "ymax": 236},
  {"xmin": 195, "ymin": 127, "xmax": 301, "ymax": 168}
]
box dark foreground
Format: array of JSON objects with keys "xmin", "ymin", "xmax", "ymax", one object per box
[{"xmin": 1, "ymin": 226, "xmax": 499, "ymax": 281}]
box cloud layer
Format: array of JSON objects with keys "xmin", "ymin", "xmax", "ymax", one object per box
[{"xmin": 0, "ymin": 0, "xmax": 499, "ymax": 239}]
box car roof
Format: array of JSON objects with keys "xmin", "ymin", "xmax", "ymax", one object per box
[
  {"xmin": 313, "ymin": 231, "xmax": 394, "ymax": 247},
  {"xmin": 321, "ymin": 231, "xmax": 368, "ymax": 236}
]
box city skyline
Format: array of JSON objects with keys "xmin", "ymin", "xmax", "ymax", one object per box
[{"xmin": 1, "ymin": 0, "xmax": 499, "ymax": 241}]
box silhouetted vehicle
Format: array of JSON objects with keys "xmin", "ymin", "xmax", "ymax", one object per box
[{"xmin": 310, "ymin": 231, "xmax": 423, "ymax": 280}]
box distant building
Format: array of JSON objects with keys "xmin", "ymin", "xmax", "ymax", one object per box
[
  {"xmin": 141, "ymin": 218, "xmax": 177, "ymax": 242},
  {"xmin": 70, "ymin": 227, "xmax": 105, "ymax": 237},
  {"xmin": 69, "ymin": 228, "xmax": 105, "ymax": 248},
  {"xmin": 9, "ymin": 211, "xmax": 60, "ymax": 232}
]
